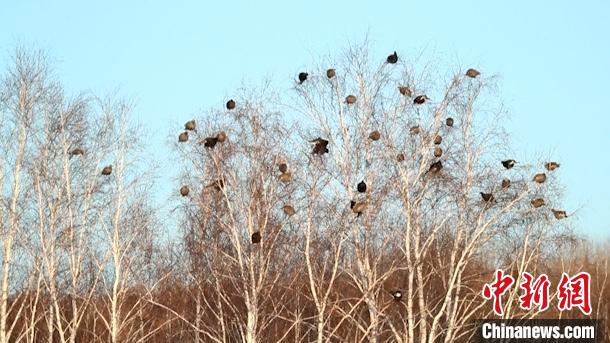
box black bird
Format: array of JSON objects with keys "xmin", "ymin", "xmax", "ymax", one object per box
[
  {"xmin": 446, "ymin": 117, "xmax": 454, "ymax": 127},
  {"xmin": 357, "ymin": 180, "xmax": 367, "ymax": 193},
  {"xmin": 202, "ymin": 137, "xmax": 218, "ymax": 148},
  {"xmin": 180, "ymin": 186, "xmax": 189, "ymax": 197},
  {"xmin": 387, "ymin": 51, "xmax": 398, "ymax": 64},
  {"xmin": 428, "ymin": 160, "xmax": 443, "ymax": 174},
  {"xmin": 391, "ymin": 290, "xmax": 402, "ymax": 301},
  {"xmin": 326, "ymin": 68, "xmax": 336, "ymax": 78},
  {"xmin": 298, "ymin": 72, "xmax": 308, "ymax": 84},
  {"xmin": 251, "ymin": 231, "xmax": 261, "ymax": 244},
  {"xmin": 551, "ymin": 209, "xmax": 568, "ymax": 219},
  {"xmin": 544, "ymin": 162, "xmax": 560, "ymax": 171},
  {"xmin": 310, "ymin": 137, "xmax": 329, "ymax": 155},
  {"xmin": 101, "ymin": 165, "xmax": 112, "ymax": 176},
  {"xmin": 184, "ymin": 120, "xmax": 196, "ymax": 131},
  {"xmin": 502, "ymin": 159, "xmax": 516, "ymax": 169},
  {"xmin": 413, "ymin": 95, "xmax": 429, "ymax": 105},
  {"xmin": 178, "ymin": 132, "xmax": 188, "ymax": 142},
  {"xmin": 279, "ymin": 163, "xmax": 288, "ymax": 173},
  {"xmin": 466, "ymin": 68, "xmax": 481, "ymax": 78},
  {"xmin": 480, "ymin": 192, "xmax": 494, "ymax": 202},
  {"xmin": 226, "ymin": 99, "xmax": 236, "ymax": 110}
]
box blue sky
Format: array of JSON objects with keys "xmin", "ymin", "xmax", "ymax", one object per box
[{"xmin": 1, "ymin": 1, "xmax": 609, "ymax": 238}]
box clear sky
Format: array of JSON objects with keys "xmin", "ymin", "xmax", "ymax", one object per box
[{"xmin": 1, "ymin": 0, "xmax": 609, "ymax": 238}]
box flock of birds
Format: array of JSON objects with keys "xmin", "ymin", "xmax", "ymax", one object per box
[{"xmin": 168, "ymin": 51, "xmax": 568, "ymax": 270}]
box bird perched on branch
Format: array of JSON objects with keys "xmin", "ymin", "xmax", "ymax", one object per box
[
  {"xmin": 399, "ymin": 86, "xmax": 411, "ymax": 97},
  {"xmin": 466, "ymin": 68, "xmax": 481, "ymax": 78},
  {"xmin": 180, "ymin": 186, "xmax": 189, "ymax": 196},
  {"xmin": 434, "ymin": 135, "xmax": 442, "ymax": 145},
  {"xmin": 446, "ymin": 117, "xmax": 454, "ymax": 127},
  {"xmin": 216, "ymin": 131, "xmax": 227, "ymax": 143},
  {"xmin": 283, "ymin": 205, "xmax": 296, "ymax": 216},
  {"xmin": 480, "ymin": 192, "xmax": 494, "ymax": 202},
  {"xmin": 551, "ymin": 209, "xmax": 568, "ymax": 219},
  {"xmin": 544, "ymin": 162, "xmax": 560, "ymax": 171},
  {"xmin": 278, "ymin": 163, "xmax": 288, "ymax": 173},
  {"xmin": 434, "ymin": 147, "xmax": 443, "ymax": 157},
  {"xmin": 226, "ymin": 99, "xmax": 236, "ymax": 110},
  {"xmin": 310, "ymin": 137, "xmax": 329, "ymax": 155},
  {"xmin": 428, "ymin": 161, "xmax": 443, "ymax": 174},
  {"xmin": 501, "ymin": 179, "xmax": 511, "ymax": 189},
  {"xmin": 357, "ymin": 181, "xmax": 367, "ymax": 193},
  {"xmin": 502, "ymin": 159, "xmax": 516, "ymax": 169},
  {"xmin": 533, "ymin": 173, "xmax": 547, "ymax": 184},
  {"xmin": 369, "ymin": 130, "xmax": 381, "ymax": 141},
  {"xmin": 70, "ymin": 148, "xmax": 84, "ymax": 158},
  {"xmin": 387, "ymin": 51, "xmax": 398, "ymax": 64},
  {"xmin": 396, "ymin": 153, "xmax": 405, "ymax": 162},
  {"xmin": 413, "ymin": 95, "xmax": 429, "ymax": 105},
  {"xmin": 279, "ymin": 172, "xmax": 292, "ymax": 183},
  {"xmin": 178, "ymin": 132, "xmax": 188, "ymax": 142},
  {"xmin": 201, "ymin": 136, "xmax": 218, "ymax": 148},
  {"xmin": 346, "ymin": 95, "xmax": 357, "ymax": 104},
  {"xmin": 350, "ymin": 201, "xmax": 366, "ymax": 217},
  {"xmin": 531, "ymin": 198, "xmax": 545, "ymax": 208},
  {"xmin": 101, "ymin": 165, "xmax": 112, "ymax": 176},
  {"xmin": 409, "ymin": 126, "xmax": 421, "ymax": 135},
  {"xmin": 184, "ymin": 120, "xmax": 196, "ymax": 131},
  {"xmin": 251, "ymin": 231, "xmax": 261, "ymax": 244},
  {"xmin": 326, "ymin": 68, "xmax": 336, "ymax": 78},
  {"xmin": 298, "ymin": 72, "xmax": 308, "ymax": 84}
]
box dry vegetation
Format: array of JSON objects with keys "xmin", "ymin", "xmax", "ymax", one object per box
[{"xmin": 0, "ymin": 45, "xmax": 608, "ymax": 342}]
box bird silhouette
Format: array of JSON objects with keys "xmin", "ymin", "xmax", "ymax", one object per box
[
  {"xmin": 409, "ymin": 126, "xmax": 421, "ymax": 135},
  {"xmin": 369, "ymin": 130, "xmax": 381, "ymax": 141},
  {"xmin": 69, "ymin": 148, "xmax": 84, "ymax": 158},
  {"xmin": 351, "ymin": 201, "xmax": 366, "ymax": 217},
  {"xmin": 434, "ymin": 135, "xmax": 442, "ymax": 145},
  {"xmin": 428, "ymin": 161, "xmax": 443, "ymax": 174},
  {"xmin": 202, "ymin": 137, "xmax": 218, "ymax": 148},
  {"xmin": 399, "ymin": 86, "xmax": 411, "ymax": 97},
  {"xmin": 466, "ymin": 68, "xmax": 481, "ymax": 78},
  {"xmin": 298, "ymin": 72, "xmax": 308, "ymax": 84},
  {"xmin": 346, "ymin": 95, "xmax": 357, "ymax": 104},
  {"xmin": 544, "ymin": 162, "xmax": 560, "ymax": 171},
  {"xmin": 502, "ymin": 160, "xmax": 516, "ymax": 169},
  {"xmin": 101, "ymin": 165, "xmax": 112, "ymax": 176},
  {"xmin": 551, "ymin": 209, "xmax": 568, "ymax": 219},
  {"xmin": 180, "ymin": 186, "xmax": 189, "ymax": 197},
  {"xmin": 413, "ymin": 95, "xmax": 429, "ymax": 105},
  {"xmin": 501, "ymin": 179, "xmax": 511, "ymax": 189},
  {"xmin": 184, "ymin": 120, "xmax": 196, "ymax": 131},
  {"xmin": 533, "ymin": 173, "xmax": 547, "ymax": 184},
  {"xmin": 357, "ymin": 181, "xmax": 367, "ymax": 193},
  {"xmin": 391, "ymin": 290, "xmax": 402, "ymax": 301},
  {"xmin": 279, "ymin": 172, "xmax": 292, "ymax": 183},
  {"xmin": 178, "ymin": 132, "xmax": 188, "ymax": 143},
  {"xmin": 396, "ymin": 153, "xmax": 405, "ymax": 162},
  {"xmin": 310, "ymin": 137, "xmax": 329, "ymax": 155},
  {"xmin": 531, "ymin": 198, "xmax": 545, "ymax": 208},
  {"xmin": 480, "ymin": 192, "xmax": 494, "ymax": 202},
  {"xmin": 446, "ymin": 117, "xmax": 454, "ymax": 127},
  {"xmin": 283, "ymin": 205, "xmax": 296, "ymax": 216},
  {"xmin": 434, "ymin": 147, "xmax": 443, "ymax": 157},
  {"xmin": 326, "ymin": 68, "xmax": 336, "ymax": 78},
  {"xmin": 387, "ymin": 51, "xmax": 398, "ymax": 64},
  {"xmin": 251, "ymin": 231, "xmax": 261, "ymax": 244},
  {"xmin": 226, "ymin": 99, "xmax": 236, "ymax": 110},
  {"xmin": 278, "ymin": 163, "xmax": 288, "ymax": 173}
]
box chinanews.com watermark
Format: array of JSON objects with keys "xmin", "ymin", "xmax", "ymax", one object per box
[{"xmin": 477, "ymin": 270, "xmax": 607, "ymax": 342}]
